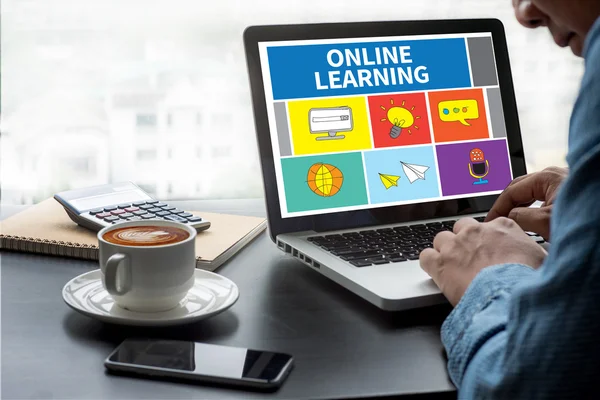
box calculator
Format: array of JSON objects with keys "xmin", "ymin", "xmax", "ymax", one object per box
[{"xmin": 54, "ymin": 182, "xmax": 211, "ymax": 233}]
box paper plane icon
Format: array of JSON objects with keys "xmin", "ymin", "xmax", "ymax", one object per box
[
  {"xmin": 400, "ymin": 161, "xmax": 430, "ymax": 184},
  {"xmin": 378, "ymin": 173, "xmax": 400, "ymax": 189}
]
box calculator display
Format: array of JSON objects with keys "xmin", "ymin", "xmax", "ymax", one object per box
[{"xmin": 70, "ymin": 189, "xmax": 152, "ymax": 212}]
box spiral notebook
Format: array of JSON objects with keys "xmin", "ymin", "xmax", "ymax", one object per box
[{"xmin": 0, "ymin": 198, "xmax": 267, "ymax": 271}]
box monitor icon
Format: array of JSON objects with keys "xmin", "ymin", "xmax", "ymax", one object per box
[{"xmin": 308, "ymin": 106, "xmax": 353, "ymax": 141}]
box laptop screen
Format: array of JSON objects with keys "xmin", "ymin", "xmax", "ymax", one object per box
[{"xmin": 258, "ymin": 32, "xmax": 513, "ymax": 219}]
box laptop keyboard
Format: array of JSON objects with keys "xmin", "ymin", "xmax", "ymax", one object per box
[{"xmin": 307, "ymin": 217, "xmax": 545, "ymax": 267}]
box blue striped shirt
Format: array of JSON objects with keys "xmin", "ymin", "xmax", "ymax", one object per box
[{"xmin": 442, "ymin": 16, "xmax": 600, "ymax": 399}]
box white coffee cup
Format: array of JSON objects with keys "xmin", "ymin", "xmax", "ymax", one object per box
[{"xmin": 97, "ymin": 220, "xmax": 197, "ymax": 313}]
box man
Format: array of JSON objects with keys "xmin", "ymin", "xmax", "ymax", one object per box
[{"xmin": 419, "ymin": 0, "xmax": 600, "ymax": 398}]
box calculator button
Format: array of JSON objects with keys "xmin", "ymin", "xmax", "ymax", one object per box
[
  {"xmin": 120, "ymin": 213, "xmax": 134, "ymax": 219},
  {"xmin": 133, "ymin": 210, "xmax": 147, "ymax": 216},
  {"xmin": 149, "ymin": 207, "xmax": 162, "ymax": 213},
  {"xmin": 129, "ymin": 216, "xmax": 142, "ymax": 221},
  {"xmin": 156, "ymin": 211, "xmax": 171, "ymax": 217},
  {"xmin": 140, "ymin": 204, "xmax": 154, "ymax": 210},
  {"xmin": 165, "ymin": 215, "xmax": 188, "ymax": 223},
  {"xmin": 179, "ymin": 212, "xmax": 193, "ymax": 218},
  {"xmin": 104, "ymin": 206, "xmax": 118, "ymax": 212},
  {"xmin": 162, "ymin": 206, "xmax": 176, "ymax": 211},
  {"xmin": 187, "ymin": 216, "xmax": 203, "ymax": 222},
  {"xmin": 146, "ymin": 200, "xmax": 159, "ymax": 204},
  {"xmin": 155, "ymin": 202, "xmax": 168, "ymax": 208},
  {"xmin": 141, "ymin": 214, "xmax": 156, "ymax": 219},
  {"xmin": 96, "ymin": 212, "xmax": 112, "ymax": 218},
  {"xmin": 89, "ymin": 208, "xmax": 104, "ymax": 215},
  {"xmin": 105, "ymin": 216, "xmax": 119, "ymax": 222},
  {"xmin": 132, "ymin": 201, "xmax": 146, "ymax": 206},
  {"xmin": 170, "ymin": 209, "xmax": 184, "ymax": 214},
  {"xmin": 117, "ymin": 203, "xmax": 131, "ymax": 209},
  {"xmin": 111, "ymin": 210, "xmax": 125, "ymax": 215},
  {"xmin": 124, "ymin": 207, "xmax": 139, "ymax": 212}
]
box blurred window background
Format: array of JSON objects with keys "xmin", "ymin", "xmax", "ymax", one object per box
[{"xmin": 1, "ymin": 0, "xmax": 583, "ymax": 204}]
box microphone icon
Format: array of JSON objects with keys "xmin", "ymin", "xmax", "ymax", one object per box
[{"xmin": 469, "ymin": 148, "xmax": 489, "ymax": 185}]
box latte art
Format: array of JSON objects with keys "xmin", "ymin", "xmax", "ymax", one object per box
[
  {"xmin": 103, "ymin": 225, "xmax": 190, "ymax": 246},
  {"xmin": 117, "ymin": 229, "xmax": 176, "ymax": 244}
]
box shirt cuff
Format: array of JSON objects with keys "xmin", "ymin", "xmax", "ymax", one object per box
[{"xmin": 441, "ymin": 264, "xmax": 537, "ymax": 371}]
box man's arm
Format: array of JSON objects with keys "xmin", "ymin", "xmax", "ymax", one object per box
[{"xmin": 440, "ymin": 19, "xmax": 600, "ymax": 398}]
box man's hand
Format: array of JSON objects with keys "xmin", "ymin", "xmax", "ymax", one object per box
[
  {"xmin": 485, "ymin": 167, "xmax": 568, "ymax": 241},
  {"xmin": 420, "ymin": 217, "xmax": 547, "ymax": 306}
]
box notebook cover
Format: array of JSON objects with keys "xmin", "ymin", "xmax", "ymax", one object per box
[{"xmin": 0, "ymin": 198, "xmax": 267, "ymax": 271}]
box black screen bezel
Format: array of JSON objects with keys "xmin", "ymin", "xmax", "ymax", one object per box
[{"xmin": 243, "ymin": 18, "xmax": 526, "ymax": 241}]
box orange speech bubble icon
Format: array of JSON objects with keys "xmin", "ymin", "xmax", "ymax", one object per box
[{"xmin": 438, "ymin": 100, "xmax": 479, "ymax": 126}]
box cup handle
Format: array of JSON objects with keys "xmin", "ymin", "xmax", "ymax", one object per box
[{"xmin": 105, "ymin": 253, "xmax": 131, "ymax": 296}]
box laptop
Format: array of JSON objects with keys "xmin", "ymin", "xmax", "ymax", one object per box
[{"xmin": 243, "ymin": 18, "xmax": 537, "ymax": 311}]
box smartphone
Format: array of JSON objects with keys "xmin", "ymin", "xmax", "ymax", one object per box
[{"xmin": 104, "ymin": 338, "xmax": 294, "ymax": 391}]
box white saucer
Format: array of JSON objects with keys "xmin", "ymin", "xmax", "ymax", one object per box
[{"xmin": 62, "ymin": 269, "xmax": 239, "ymax": 327}]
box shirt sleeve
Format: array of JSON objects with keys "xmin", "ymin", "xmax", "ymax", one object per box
[{"xmin": 441, "ymin": 17, "xmax": 600, "ymax": 399}]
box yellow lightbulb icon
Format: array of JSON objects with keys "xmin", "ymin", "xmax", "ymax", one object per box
[
  {"xmin": 380, "ymin": 99, "xmax": 421, "ymax": 139},
  {"xmin": 387, "ymin": 107, "xmax": 415, "ymax": 129}
]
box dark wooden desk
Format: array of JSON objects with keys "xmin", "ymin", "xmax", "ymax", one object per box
[{"xmin": 1, "ymin": 199, "xmax": 456, "ymax": 399}]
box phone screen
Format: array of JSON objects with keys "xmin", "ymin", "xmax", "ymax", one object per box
[{"xmin": 106, "ymin": 339, "xmax": 293, "ymax": 384}]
